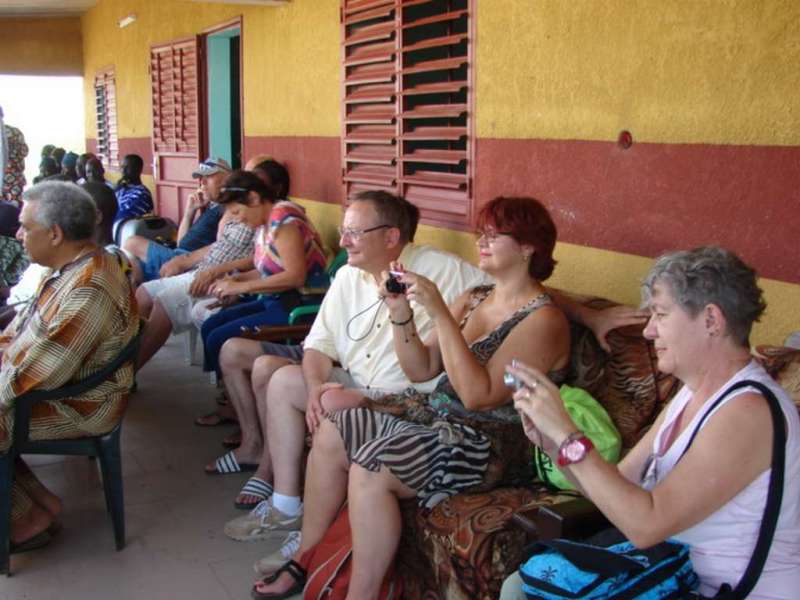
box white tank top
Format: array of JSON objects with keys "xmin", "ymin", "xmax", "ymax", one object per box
[{"xmin": 641, "ymin": 361, "xmax": 800, "ymax": 599}]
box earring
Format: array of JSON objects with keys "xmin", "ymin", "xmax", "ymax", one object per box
[{"xmin": 522, "ymin": 254, "xmax": 531, "ymax": 262}]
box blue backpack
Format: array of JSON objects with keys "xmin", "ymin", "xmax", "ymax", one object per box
[{"xmin": 519, "ymin": 538, "xmax": 698, "ymax": 599}]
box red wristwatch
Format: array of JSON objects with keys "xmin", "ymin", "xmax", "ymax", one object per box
[{"xmin": 557, "ymin": 432, "xmax": 594, "ymax": 467}]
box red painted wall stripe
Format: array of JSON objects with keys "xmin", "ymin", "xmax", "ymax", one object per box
[
  {"xmin": 95, "ymin": 135, "xmax": 798, "ymax": 284},
  {"xmin": 475, "ymin": 138, "xmax": 800, "ymax": 284},
  {"xmin": 244, "ymin": 136, "xmax": 341, "ymax": 206},
  {"xmin": 85, "ymin": 137, "xmax": 154, "ymax": 175}
]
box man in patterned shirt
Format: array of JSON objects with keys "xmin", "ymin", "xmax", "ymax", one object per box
[{"xmin": 0, "ymin": 181, "xmax": 138, "ymax": 553}]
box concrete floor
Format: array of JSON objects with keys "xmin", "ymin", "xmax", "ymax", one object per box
[{"xmin": 4, "ymin": 337, "xmax": 296, "ymax": 600}]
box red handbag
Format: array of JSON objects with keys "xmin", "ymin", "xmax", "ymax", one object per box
[{"xmin": 301, "ymin": 502, "xmax": 402, "ymax": 600}]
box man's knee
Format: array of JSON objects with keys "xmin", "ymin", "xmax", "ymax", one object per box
[
  {"xmin": 135, "ymin": 286, "xmax": 153, "ymax": 316},
  {"xmin": 251, "ymin": 353, "xmax": 292, "ymax": 391},
  {"xmin": 266, "ymin": 364, "xmax": 306, "ymax": 410},
  {"xmin": 320, "ymin": 388, "xmax": 365, "ymax": 413},
  {"xmin": 311, "ymin": 419, "xmax": 346, "ymax": 457},
  {"xmin": 123, "ymin": 235, "xmax": 149, "ymax": 259},
  {"xmin": 348, "ymin": 463, "xmax": 382, "ymax": 496},
  {"xmin": 220, "ymin": 338, "xmax": 257, "ymax": 371}
]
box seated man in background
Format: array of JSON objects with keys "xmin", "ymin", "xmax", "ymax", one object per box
[
  {"xmin": 84, "ymin": 158, "xmax": 115, "ymax": 190},
  {"xmin": 0, "ymin": 199, "xmax": 27, "ymax": 300},
  {"xmin": 122, "ymin": 157, "xmax": 230, "ymax": 283},
  {"xmin": 74, "ymin": 152, "xmax": 97, "ymax": 185},
  {"xmin": 60, "ymin": 151, "xmax": 79, "ymax": 183},
  {"xmin": 135, "ymin": 175, "xmax": 260, "ymax": 368},
  {"xmin": 0, "ymin": 181, "xmax": 138, "ymax": 552},
  {"xmin": 112, "ymin": 154, "xmax": 153, "ymax": 231}
]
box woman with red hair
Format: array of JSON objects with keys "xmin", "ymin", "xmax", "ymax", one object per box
[{"xmin": 252, "ymin": 196, "xmax": 571, "ymax": 600}]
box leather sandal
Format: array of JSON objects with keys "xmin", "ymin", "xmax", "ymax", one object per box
[
  {"xmin": 251, "ymin": 559, "xmax": 306, "ymax": 600},
  {"xmin": 11, "ymin": 530, "xmax": 52, "ymax": 555}
]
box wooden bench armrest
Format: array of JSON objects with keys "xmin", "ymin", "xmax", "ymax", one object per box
[
  {"xmin": 238, "ymin": 324, "xmax": 311, "ymax": 343},
  {"xmin": 511, "ymin": 496, "xmax": 611, "ymax": 542}
]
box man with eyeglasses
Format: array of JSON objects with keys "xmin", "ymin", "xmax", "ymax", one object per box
[
  {"xmin": 223, "ymin": 190, "xmax": 488, "ymax": 544},
  {"xmin": 122, "ymin": 157, "xmax": 231, "ymax": 284}
]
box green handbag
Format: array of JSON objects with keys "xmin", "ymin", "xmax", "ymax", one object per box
[{"xmin": 533, "ymin": 385, "xmax": 622, "ymax": 490}]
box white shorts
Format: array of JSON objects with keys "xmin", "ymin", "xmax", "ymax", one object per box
[
  {"xmin": 190, "ymin": 297, "xmax": 222, "ymax": 330},
  {"xmin": 142, "ymin": 270, "xmax": 211, "ymax": 334}
]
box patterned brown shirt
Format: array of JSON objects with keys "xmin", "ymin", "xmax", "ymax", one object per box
[{"xmin": 0, "ymin": 248, "xmax": 138, "ymax": 418}]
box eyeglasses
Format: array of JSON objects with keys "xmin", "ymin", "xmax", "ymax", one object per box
[
  {"xmin": 476, "ymin": 229, "xmax": 513, "ymax": 243},
  {"xmin": 337, "ymin": 224, "xmax": 391, "ymax": 241}
]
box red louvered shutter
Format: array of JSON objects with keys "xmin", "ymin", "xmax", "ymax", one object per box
[
  {"xmin": 150, "ymin": 38, "xmax": 203, "ymax": 222},
  {"xmin": 341, "ymin": 0, "xmax": 473, "ymax": 229},
  {"xmin": 94, "ymin": 69, "xmax": 120, "ymax": 170}
]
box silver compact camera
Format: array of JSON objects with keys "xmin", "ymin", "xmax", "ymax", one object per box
[{"xmin": 503, "ymin": 371, "xmax": 525, "ymax": 391}]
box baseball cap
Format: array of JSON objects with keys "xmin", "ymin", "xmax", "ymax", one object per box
[
  {"xmin": 192, "ymin": 157, "xmax": 232, "ymax": 178},
  {"xmin": 62, "ymin": 151, "xmax": 79, "ymax": 168}
]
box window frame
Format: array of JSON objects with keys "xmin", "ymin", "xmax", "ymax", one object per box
[
  {"xmin": 341, "ymin": 0, "xmax": 475, "ymax": 230},
  {"xmin": 94, "ymin": 67, "xmax": 120, "ymax": 170}
]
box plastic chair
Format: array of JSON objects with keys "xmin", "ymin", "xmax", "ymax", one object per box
[
  {"xmin": 240, "ymin": 249, "xmax": 348, "ymax": 344},
  {"xmin": 0, "ymin": 329, "xmax": 141, "ymax": 575}
]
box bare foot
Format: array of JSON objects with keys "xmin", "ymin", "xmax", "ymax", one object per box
[
  {"xmin": 204, "ymin": 448, "xmax": 260, "ymax": 473},
  {"xmin": 11, "ymin": 503, "xmax": 52, "ymax": 545},
  {"xmin": 194, "ymin": 403, "xmax": 238, "ymax": 426},
  {"xmin": 253, "ymin": 571, "xmax": 297, "ymax": 597},
  {"xmin": 15, "ymin": 461, "xmax": 63, "ymax": 517},
  {"xmin": 222, "ymin": 429, "xmax": 242, "ymax": 448},
  {"xmin": 235, "ymin": 492, "xmax": 264, "ymax": 508}
]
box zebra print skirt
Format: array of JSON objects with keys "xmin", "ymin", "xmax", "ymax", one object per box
[{"xmin": 328, "ymin": 407, "xmax": 492, "ymax": 510}]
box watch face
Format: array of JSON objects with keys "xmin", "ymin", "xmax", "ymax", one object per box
[{"xmin": 564, "ymin": 440, "xmax": 586, "ymax": 462}]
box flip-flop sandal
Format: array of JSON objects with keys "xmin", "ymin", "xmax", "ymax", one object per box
[
  {"xmin": 206, "ymin": 450, "xmax": 258, "ymax": 475},
  {"xmin": 11, "ymin": 530, "xmax": 52, "ymax": 555},
  {"xmin": 194, "ymin": 411, "xmax": 237, "ymax": 427},
  {"xmin": 235, "ymin": 477, "xmax": 274, "ymax": 510},
  {"xmin": 222, "ymin": 429, "xmax": 242, "ymax": 449},
  {"xmin": 251, "ymin": 559, "xmax": 306, "ymax": 600}
]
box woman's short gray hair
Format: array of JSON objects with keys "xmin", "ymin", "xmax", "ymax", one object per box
[
  {"xmin": 642, "ymin": 246, "xmax": 766, "ymax": 346},
  {"xmin": 22, "ymin": 181, "xmax": 97, "ymax": 241}
]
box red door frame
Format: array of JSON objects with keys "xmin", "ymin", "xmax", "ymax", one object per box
[{"xmin": 150, "ymin": 16, "xmax": 243, "ymax": 224}]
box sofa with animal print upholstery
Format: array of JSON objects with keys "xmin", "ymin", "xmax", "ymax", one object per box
[{"xmin": 395, "ymin": 295, "xmax": 800, "ymax": 600}]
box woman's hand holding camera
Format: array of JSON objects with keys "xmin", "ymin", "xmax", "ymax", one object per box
[
  {"xmin": 383, "ymin": 262, "xmax": 448, "ymax": 321},
  {"xmin": 380, "ymin": 262, "xmax": 413, "ymax": 321},
  {"xmin": 506, "ymin": 361, "xmax": 576, "ymax": 450}
]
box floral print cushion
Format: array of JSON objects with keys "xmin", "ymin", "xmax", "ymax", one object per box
[{"xmin": 755, "ymin": 345, "xmax": 800, "ymax": 407}]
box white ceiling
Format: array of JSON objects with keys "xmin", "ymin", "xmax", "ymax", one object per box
[{"xmin": 0, "ymin": 0, "xmax": 98, "ymax": 17}]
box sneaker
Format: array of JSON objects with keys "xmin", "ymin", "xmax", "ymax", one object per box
[
  {"xmin": 224, "ymin": 499, "xmax": 273, "ymax": 542},
  {"xmin": 224, "ymin": 499, "xmax": 302, "ymax": 542},
  {"xmin": 254, "ymin": 531, "xmax": 302, "ymax": 575}
]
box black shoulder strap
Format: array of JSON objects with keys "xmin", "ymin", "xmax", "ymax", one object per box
[{"xmin": 680, "ymin": 379, "xmax": 786, "ymax": 599}]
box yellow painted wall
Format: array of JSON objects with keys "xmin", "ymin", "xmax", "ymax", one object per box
[
  {"xmin": 296, "ymin": 197, "xmax": 797, "ymax": 347},
  {"xmin": 477, "ymin": 0, "xmax": 800, "ymax": 145},
  {"xmin": 76, "ymin": 0, "xmax": 798, "ymax": 345},
  {"xmin": 0, "ymin": 17, "xmax": 82, "ymax": 76},
  {"xmin": 81, "ymin": 0, "xmax": 340, "ymax": 140}
]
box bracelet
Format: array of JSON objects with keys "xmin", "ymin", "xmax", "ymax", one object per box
[{"xmin": 389, "ymin": 310, "xmax": 414, "ymax": 326}]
